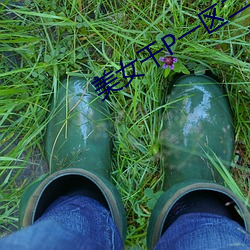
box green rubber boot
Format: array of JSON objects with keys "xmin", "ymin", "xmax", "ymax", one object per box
[
  {"xmin": 19, "ymin": 77, "xmax": 127, "ymax": 242},
  {"xmin": 147, "ymin": 75, "xmax": 250, "ymax": 249}
]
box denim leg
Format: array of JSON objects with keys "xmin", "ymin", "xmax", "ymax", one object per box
[
  {"xmin": 155, "ymin": 213, "xmax": 250, "ymax": 250},
  {"xmin": 0, "ymin": 196, "xmax": 123, "ymax": 250}
]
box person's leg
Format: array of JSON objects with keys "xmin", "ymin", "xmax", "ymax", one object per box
[
  {"xmin": 147, "ymin": 75, "xmax": 250, "ymax": 249},
  {"xmin": 16, "ymin": 77, "xmax": 126, "ymax": 249},
  {"xmin": 155, "ymin": 213, "xmax": 250, "ymax": 250},
  {"xmin": 0, "ymin": 195, "xmax": 123, "ymax": 250}
]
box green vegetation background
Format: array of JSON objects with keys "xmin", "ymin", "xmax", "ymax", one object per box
[{"xmin": 0, "ymin": 0, "xmax": 249, "ymax": 249}]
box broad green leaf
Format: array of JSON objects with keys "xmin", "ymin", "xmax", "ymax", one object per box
[{"xmin": 164, "ymin": 67, "xmax": 170, "ymax": 77}]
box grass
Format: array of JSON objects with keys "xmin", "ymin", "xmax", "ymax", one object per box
[{"xmin": 0, "ymin": 0, "xmax": 249, "ymax": 248}]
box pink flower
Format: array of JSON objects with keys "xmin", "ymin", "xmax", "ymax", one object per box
[{"xmin": 159, "ymin": 55, "xmax": 177, "ymax": 70}]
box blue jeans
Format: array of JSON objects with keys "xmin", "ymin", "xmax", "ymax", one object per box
[
  {"xmin": 0, "ymin": 196, "xmax": 123, "ymax": 250},
  {"xmin": 0, "ymin": 196, "xmax": 249, "ymax": 249},
  {"xmin": 156, "ymin": 213, "xmax": 250, "ymax": 250}
]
